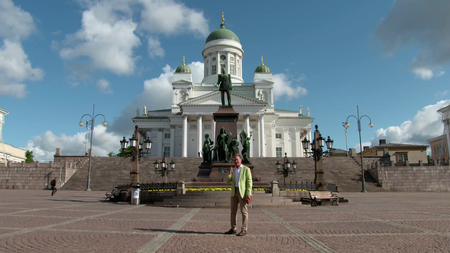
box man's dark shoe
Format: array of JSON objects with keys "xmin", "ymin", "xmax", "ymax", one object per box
[
  {"xmin": 224, "ymin": 229, "xmax": 237, "ymax": 234},
  {"xmin": 236, "ymin": 230, "xmax": 246, "ymax": 236}
]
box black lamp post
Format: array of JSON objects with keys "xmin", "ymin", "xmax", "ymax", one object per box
[
  {"xmin": 344, "ymin": 105, "xmax": 373, "ymax": 192},
  {"xmin": 301, "ymin": 125, "xmax": 333, "ymax": 190},
  {"xmin": 154, "ymin": 153, "xmax": 176, "ymax": 182},
  {"xmin": 275, "ymin": 153, "xmax": 297, "ymax": 184},
  {"xmin": 120, "ymin": 134, "xmax": 152, "ymax": 161},
  {"xmin": 119, "ymin": 125, "xmax": 153, "ymax": 184},
  {"xmin": 78, "ymin": 104, "xmax": 107, "ymax": 191}
]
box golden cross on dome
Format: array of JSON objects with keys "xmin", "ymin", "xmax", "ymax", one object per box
[
  {"xmin": 183, "ymin": 55, "xmax": 185, "ymax": 65},
  {"xmin": 221, "ymin": 12, "xmax": 225, "ymax": 24},
  {"xmin": 261, "ymin": 55, "xmax": 264, "ymax": 65}
]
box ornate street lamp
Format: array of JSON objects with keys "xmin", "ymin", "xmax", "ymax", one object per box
[
  {"xmin": 154, "ymin": 153, "xmax": 176, "ymax": 182},
  {"xmin": 344, "ymin": 105, "xmax": 373, "ymax": 192},
  {"xmin": 275, "ymin": 153, "xmax": 296, "ymax": 185},
  {"xmin": 78, "ymin": 104, "xmax": 107, "ymax": 191},
  {"xmin": 302, "ymin": 125, "xmax": 333, "ymax": 190}
]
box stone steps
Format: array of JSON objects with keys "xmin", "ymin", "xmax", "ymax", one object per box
[{"xmin": 62, "ymin": 156, "xmax": 386, "ymax": 192}]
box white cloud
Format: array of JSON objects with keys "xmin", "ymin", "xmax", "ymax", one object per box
[
  {"xmin": 0, "ymin": 0, "xmax": 35, "ymax": 41},
  {"xmin": 0, "ymin": 39, "xmax": 44, "ymax": 98},
  {"xmin": 97, "ymin": 78, "xmax": 112, "ymax": 94},
  {"xmin": 371, "ymin": 100, "xmax": 450, "ymax": 147},
  {"xmin": 376, "ymin": 0, "xmax": 450, "ymax": 79},
  {"xmin": 25, "ymin": 125, "xmax": 123, "ymax": 162},
  {"xmin": 24, "ymin": 61, "xmax": 205, "ymax": 161},
  {"xmin": 272, "ymin": 73, "xmax": 307, "ymax": 101},
  {"xmin": 147, "ymin": 37, "xmax": 164, "ymax": 58},
  {"xmin": 138, "ymin": 0, "xmax": 208, "ymax": 37},
  {"xmin": 411, "ymin": 66, "xmax": 433, "ymax": 80},
  {"xmin": 60, "ymin": 8, "xmax": 141, "ymax": 75}
]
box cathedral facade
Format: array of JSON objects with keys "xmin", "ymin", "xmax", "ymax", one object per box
[{"xmin": 132, "ymin": 16, "xmax": 314, "ymax": 158}]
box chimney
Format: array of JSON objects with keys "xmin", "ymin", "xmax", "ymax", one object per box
[{"xmin": 379, "ymin": 139, "xmax": 386, "ymax": 145}]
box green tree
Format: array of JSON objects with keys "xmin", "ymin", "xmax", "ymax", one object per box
[
  {"xmin": 116, "ymin": 146, "xmax": 132, "ymax": 157},
  {"xmin": 107, "ymin": 152, "xmax": 115, "ymax": 157},
  {"xmin": 427, "ymin": 155, "xmax": 434, "ymax": 164},
  {"xmin": 25, "ymin": 150, "xmax": 34, "ymax": 163}
]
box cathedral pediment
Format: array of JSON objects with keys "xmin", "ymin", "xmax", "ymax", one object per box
[{"xmin": 179, "ymin": 91, "xmax": 266, "ymax": 107}]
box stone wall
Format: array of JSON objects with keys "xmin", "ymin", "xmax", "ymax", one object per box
[
  {"xmin": 0, "ymin": 161, "xmax": 78, "ymax": 190},
  {"xmin": 367, "ymin": 160, "xmax": 450, "ymax": 191}
]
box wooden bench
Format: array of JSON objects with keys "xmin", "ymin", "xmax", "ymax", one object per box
[{"xmin": 309, "ymin": 191, "xmax": 339, "ymax": 207}]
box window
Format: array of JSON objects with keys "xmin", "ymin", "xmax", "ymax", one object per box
[
  {"xmin": 230, "ymin": 64, "xmax": 235, "ymax": 75},
  {"xmin": 212, "ymin": 57, "xmax": 216, "ymax": 61},
  {"xmin": 276, "ymin": 147, "xmax": 282, "ymax": 157},
  {"xmin": 221, "ymin": 64, "xmax": 225, "ymax": 69},
  {"xmin": 397, "ymin": 153, "xmax": 408, "ymax": 162},
  {"xmin": 275, "ymin": 133, "xmax": 282, "ymax": 139},
  {"xmin": 164, "ymin": 133, "xmax": 170, "ymax": 138},
  {"xmin": 230, "ymin": 56, "xmax": 234, "ymax": 62},
  {"xmin": 212, "ymin": 65, "xmax": 217, "ymax": 75},
  {"xmin": 164, "ymin": 147, "xmax": 170, "ymax": 156}
]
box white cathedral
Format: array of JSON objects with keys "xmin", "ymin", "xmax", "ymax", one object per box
[{"xmin": 133, "ymin": 15, "xmax": 314, "ymax": 158}]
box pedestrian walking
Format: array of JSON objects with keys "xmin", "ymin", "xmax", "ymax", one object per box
[{"xmin": 50, "ymin": 177, "xmax": 57, "ymax": 196}]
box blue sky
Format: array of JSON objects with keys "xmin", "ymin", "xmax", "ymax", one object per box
[{"xmin": 1, "ymin": 0, "xmax": 449, "ymax": 161}]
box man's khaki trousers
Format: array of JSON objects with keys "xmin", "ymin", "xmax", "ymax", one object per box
[{"xmin": 230, "ymin": 188, "xmax": 248, "ymax": 232}]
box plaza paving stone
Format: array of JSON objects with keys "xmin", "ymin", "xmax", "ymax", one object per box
[{"xmin": 0, "ymin": 190, "xmax": 449, "ymax": 252}]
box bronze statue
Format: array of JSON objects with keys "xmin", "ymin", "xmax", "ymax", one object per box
[
  {"xmin": 217, "ymin": 127, "xmax": 229, "ymax": 162},
  {"xmin": 215, "ymin": 67, "xmax": 232, "ymax": 107},
  {"xmin": 240, "ymin": 130, "xmax": 252, "ymax": 164},
  {"xmin": 202, "ymin": 134, "xmax": 213, "ymax": 164}
]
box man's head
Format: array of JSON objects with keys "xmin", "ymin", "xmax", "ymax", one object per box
[
  {"xmin": 233, "ymin": 154, "xmax": 242, "ymax": 167},
  {"xmin": 221, "ymin": 67, "xmax": 226, "ymax": 74}
]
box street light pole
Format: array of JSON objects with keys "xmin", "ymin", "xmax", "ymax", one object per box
[
  {"xmin": 344, "ymin": 105, "xmax": 373, "ymax": 192},
  {"xmin": 342, "ymin": 122, "xmax": 349, "ymax": 157},
  {"xmin": 78, "ymin": 104, "xmax": 107, "ymax": 191}
]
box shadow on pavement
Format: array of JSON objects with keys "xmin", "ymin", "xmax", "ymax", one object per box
[{"xmin": 135, "ymin": 228, "xmax": 223, "ymax": 235}]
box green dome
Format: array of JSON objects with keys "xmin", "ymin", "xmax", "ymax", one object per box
[
  {"xmin": 205, "ymin": 23, "xmax": 240, "ymax": 44},
  {"xmin": 175, "ymin": 56, "xmax": 191, "ymax": 73},
  {"xmin": 255, "ymin": 64, "xmax": 271, "ymax": 73},
  {"xmin": 255, "ymin": 56, "xmax": 271, "ymax": 73}
]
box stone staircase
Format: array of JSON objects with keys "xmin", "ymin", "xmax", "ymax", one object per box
[{"xmin": 62, "ymin": 156, "xmax": 385, "ymax": 192}]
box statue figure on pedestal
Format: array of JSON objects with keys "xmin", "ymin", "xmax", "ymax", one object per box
[
  {"xmin": 240, "ymin": 130, "xmax": 252, "ymax": 164},
  {"xmin": 215, "ymin": 68, "xmax": 232, "ymax": 107},
  {"xmin": 228, "ymin": 132, "xmax": 239, "ymax": 162},
  {"xmin": 217, "ymin": 127, "xmax": 229, "ymax": 162},
  {"xmin": 202, "ymin": 134, "xmax": 214, "ymax": 164}
]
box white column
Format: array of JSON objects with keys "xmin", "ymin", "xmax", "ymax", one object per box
[
  {"xmin": 244, "ymin": 114, "xmax": 250, "ymax": 133},
  {"xmin": 197, "ymin": 114, "xmax": 203, "ymax": 156},
  {"xmin": 271, "ymin": 125, "xmax": 276, "ymax": 157},
  {"xmin": 295, "ymin": 128, "xmax": 301, "ymax": 157},
  {"xmin": 213, "ymin": 119, "xmax": 216, "ymax": 143},
  {"xmin": 259, "ymin": 114, "xmax": 265, "ymax": 157},
  {"xmin": 283, "ymin": 128, "xmax": 288, "ymax": 156},
  {"xmin": 158, "ymin": 128, "xmax": 163, "ymax": 157},
  {"xmin": 170, "ymin": 125, "xmax": 175, "ymax": 157},
  {"xmin": 182, "ymin": 114, "xmax": 188, "ymax": 157}
]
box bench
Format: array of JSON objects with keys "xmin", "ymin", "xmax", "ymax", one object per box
[{"xmin": 309, "ymin": 191, "xmax": 339, "ymax": 207}]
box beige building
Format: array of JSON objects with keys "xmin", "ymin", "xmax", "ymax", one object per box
[
  {"xmin": 360, "ymin": 139, "xmax": 428, "ymax": 165},
  {"xmin": 428, "ymin": 135, "xmax": 448, "ymax": 165},
  {"xmin": 438, "ymin": 105, "xmax": 450, "ymax": 163},
  {"xmin": 0, "ymin": 108, "xmax": 26, "ymax": 164}
]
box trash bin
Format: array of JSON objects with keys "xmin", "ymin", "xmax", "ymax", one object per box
[{"xmin": 131, "ymin": 183, "xmax": 140, "ymax": 205}]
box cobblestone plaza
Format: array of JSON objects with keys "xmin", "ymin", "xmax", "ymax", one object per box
[{"xmin": 0, "ymin": 190, "xmax": 449, "ymax": 252}]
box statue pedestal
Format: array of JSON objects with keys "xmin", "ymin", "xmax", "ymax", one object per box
[
  {"xmin": 213, "ymin": 107, "xmax": 239, "ymax": 140},
  {"xmin": 194, "ymin": 163, "xmax": 259, "ymax": 182}
]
